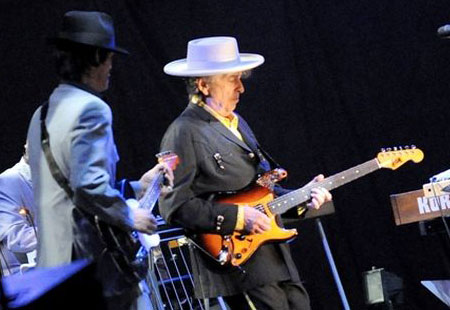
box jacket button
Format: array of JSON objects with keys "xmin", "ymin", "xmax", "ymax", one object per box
[{"xmin": 248, "ymin": 152, "xmax": 255, "ymax": 159}]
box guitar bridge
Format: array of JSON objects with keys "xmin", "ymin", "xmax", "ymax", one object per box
[{"xmin": 217, "ymin": 248, "xmax": 229, "ymax": 265}]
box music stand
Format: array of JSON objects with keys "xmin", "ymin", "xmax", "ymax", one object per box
[{"xmin": 421, "ymin": 280, "xmax": 450, "ymax": 307}]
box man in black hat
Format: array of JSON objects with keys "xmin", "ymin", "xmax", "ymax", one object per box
[{"xmin": 26, "ymin": 11, "xmax": 173, "ymax": 310}]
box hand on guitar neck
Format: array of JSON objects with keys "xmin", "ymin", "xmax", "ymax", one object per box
[
  {"xmin": 137, "ymin": 162, "xmax": 175, "ymax": 199},
  {"xmin": 305, "ymin": 174, "xmax": 333, "ymax": 210},
  {"xmin": 131, "ymin": 160, "xmax": 175, "ymax": 234},
  {"xmin": 241, "ymin": 174, "xmax": 332, "ymax": 234}
]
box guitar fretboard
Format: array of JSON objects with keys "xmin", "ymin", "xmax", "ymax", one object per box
[
  {"xmin": 139, "ymin": 173, "xmax": 164, "ymax": 212},
  {"xmin": 268, "ymin": 158, "xmax": 380, "ymax": 215}
]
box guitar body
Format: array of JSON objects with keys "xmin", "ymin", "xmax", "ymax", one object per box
[
  {"xmin": 197, "ymin": 185, "xmax": 298, "ymax": 266},
  {"xmin": 95, "ymin": 219, "xmax": 149, "ymax": 284}
]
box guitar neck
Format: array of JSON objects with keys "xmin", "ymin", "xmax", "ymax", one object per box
[
  {"xmin": 139, "ymin": 172, "xmax": 164, "ymax": 212},
  {"xmin": 268, "ymin": 158, "xmax": 381, "ymax": 215}
]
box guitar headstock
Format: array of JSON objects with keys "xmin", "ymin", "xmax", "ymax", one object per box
[
  {"xmin": 377, "ymin": 146, "xmax": 424, "ymax": 170},
  {"xmin": 156, "ymin": 151, "xmax": 180, "ymax": 170}
]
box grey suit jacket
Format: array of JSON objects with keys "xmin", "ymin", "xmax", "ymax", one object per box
[
  {"xmin": 27, "ymin": 83, "xmax": 133, "ymax": 268},
  {"xmin": 159, "ymin": 103, "xmax": 300, "ymax": 298}
]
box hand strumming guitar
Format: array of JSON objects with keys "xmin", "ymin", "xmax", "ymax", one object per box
[
  {"xmin": 242, "ymin": 206, "xmax": 271, "ymax": 234},
  {"xmin": 130, "ymin": 208, "xmax": 158, "ymax": 234}
]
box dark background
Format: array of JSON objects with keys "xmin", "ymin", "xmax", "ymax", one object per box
[{"xmin": 1, "ymin": 1, "xmax": 450, "ymax": 309}]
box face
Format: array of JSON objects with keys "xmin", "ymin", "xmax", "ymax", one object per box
[
  {"xmin": 86, "ymin": 52, "xmax": 114, "ymax": 93},
  {"xmin": 198, "ymin": 72, "xmax": 245, "ymax": 118}
]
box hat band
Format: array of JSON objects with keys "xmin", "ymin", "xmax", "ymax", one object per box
[
  {"xmin": 57, "ymin": 31, "xmax": 116, "ymax": 49},
  {"xmin": 187, "ymin": 57, "xmax": 241, "ymax": 71}
]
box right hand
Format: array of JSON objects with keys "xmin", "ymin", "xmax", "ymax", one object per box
[
  {"xmin": 243, "ymin": 206, "xmax": 271, "ymax": 234},
  {"xmin": 131, "ymin": 208, "xmax": 157, "ymax": 234}
]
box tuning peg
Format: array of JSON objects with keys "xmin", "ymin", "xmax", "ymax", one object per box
[
  {"xmin": 411, "ymin": 145, "xmax": 416, "ymax": 149},
  {"xmin": 381, "ymin": 148, "xmax": 386, "ymax": 152},
  {"xmin": 404, "ymin": 145, "xmax": 410, "ymax": 149},
  {"xmin": 393, "ymin": 147, "xmax": 398, "ymax": 151},
  {"xmin": 398, "ymin": 146, "xmax": 403, "ymax": 150},
  {"xmin": 386, "ymin": 147, "xmax": 392, "ymax": 151}
]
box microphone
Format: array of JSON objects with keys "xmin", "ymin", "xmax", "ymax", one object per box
[{"xmin": 437, "ymin": 24, "xmax": 450, "ymax": 38}]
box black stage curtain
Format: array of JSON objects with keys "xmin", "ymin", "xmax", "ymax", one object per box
[{"xmin": 1, "ymin": 1, "xmax": 449, "ymax": 309}]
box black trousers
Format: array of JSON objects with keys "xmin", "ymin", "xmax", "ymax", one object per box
[{"xmin": 223, "ymin": 280, "xmax": 311, "ymax": 310}]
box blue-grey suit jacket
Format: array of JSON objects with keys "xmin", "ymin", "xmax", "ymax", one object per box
[{"xmin": 27, "ymin": 83, "xmax": 134, "ymax": 268}]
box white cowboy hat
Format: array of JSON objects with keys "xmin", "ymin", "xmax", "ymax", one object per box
[{"xmin": 163, "ymin": 36, "xmax": 264, "ymax": 77}]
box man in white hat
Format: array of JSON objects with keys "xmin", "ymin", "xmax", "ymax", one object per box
[
  {"xmin": 27, "ymin": 11, "xmax": 173, "ymax": 310},
  {"xmin": 159, "ymin": 36, "xmax": 331, "ymax": 310}
]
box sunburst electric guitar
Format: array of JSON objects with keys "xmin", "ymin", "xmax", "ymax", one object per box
[{"xmin": 195, "ymin": 147, "xmax": 424, "ymax": 267}]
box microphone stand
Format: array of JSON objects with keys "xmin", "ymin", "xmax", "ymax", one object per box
[
  {"xmin": 426, "ymin": 180, "xmax": 450, "ymax": 247},
  {"xmin": 316, "ymin": 218, "xmax": 351, "ymax": 310}
]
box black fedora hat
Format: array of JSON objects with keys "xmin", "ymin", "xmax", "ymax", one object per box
[{"xmin": 51, "ymin": 11, "xmax": 128, "ymax": 55}]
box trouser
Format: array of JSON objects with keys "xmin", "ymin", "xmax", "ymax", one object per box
[
  {"xmin": 223, "ymin": 280, "xmax": 311, "ymax": 310},
  {"xmin": 106, "ymin": 281, "xmax": 154, "ymax": 310}
]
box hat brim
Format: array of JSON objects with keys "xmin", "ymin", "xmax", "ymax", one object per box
[
  {"xmin": 163, "ymin": 53, "xmax": 264, "ymax": 77},
  {"xmin": 47, "ymin": 37, "xmax": 129, "ymax": 55}
]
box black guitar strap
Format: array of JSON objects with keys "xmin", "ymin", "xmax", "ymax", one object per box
[
  {"xmin": 237, "ymin": 114, "xmax": 282, "ymax": 170},
  {"xmin": 40, "ymin": 102, "xmax": 74, "ymax": 199}
]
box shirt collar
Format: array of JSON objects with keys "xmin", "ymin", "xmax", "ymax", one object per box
[
  {"xmin": 63, "ymin": 81, "xmax": 104, "ymax": 99},
  {"xmin": 202, "ymin": 103, "xmax": 239, "ymax": 130}
]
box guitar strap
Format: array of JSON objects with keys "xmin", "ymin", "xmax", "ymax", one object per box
[
  {"xmin": 40, "ymin": 103, "xmax": 135, "ymax": 199},
  {"xmin": 40, "ymin": 101, "xmax": 74, "ymax": 199},
  {"xmin": 237, "ymin": 115, "xmax": 282, "ymax": 170}
]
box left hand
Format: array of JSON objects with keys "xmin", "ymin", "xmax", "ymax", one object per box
[
  {"xmin": 138, "ymin": 162, "xmax": 174, "ymax": 198},
  {"xmin": 306, "ymin": 174, "xmax": 332, "ymax": 210}
]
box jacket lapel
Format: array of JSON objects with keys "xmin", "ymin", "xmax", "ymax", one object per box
[
  {"xmin": 190, "ymin": 104, "xmax": 253, "ymax": 152},
  {"xmin": 210, "ymin": 121, "xmax": 253, "ymax": 152},
  {"xmin": 237, "ymin": 118, "xmax": 259, "ymax": 153}
]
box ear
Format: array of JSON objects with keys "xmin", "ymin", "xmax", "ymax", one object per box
[{"xmin": 197, "ymin": 78, "xmax": 210, "ymax": 96}]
